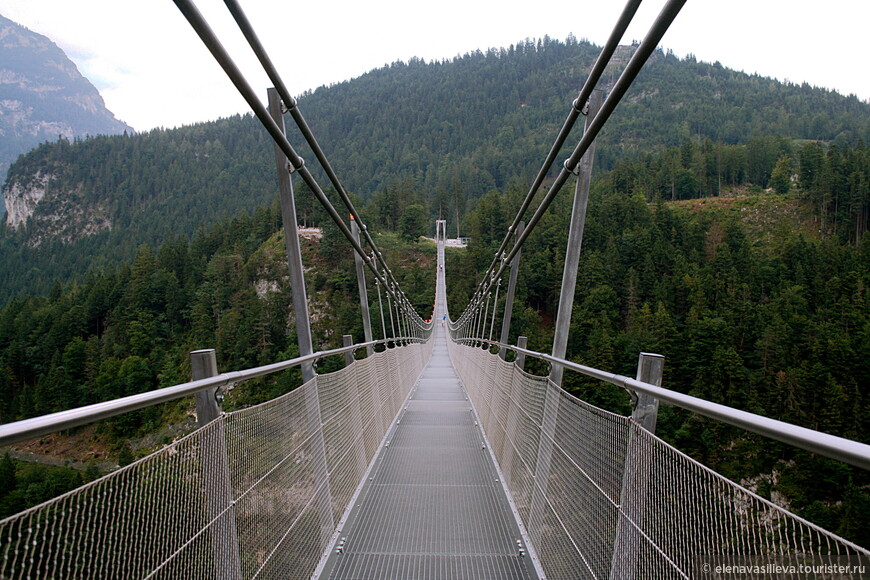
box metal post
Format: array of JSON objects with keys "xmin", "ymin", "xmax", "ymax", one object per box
[
  {"xmin": 342, "ymin": 336, "xmax": 369, "ymax": 484},
  {"xmin": 395, "ymin": 290, "xmax": 402, "ymax": 342},
  {"xmin": 267, "ymin": 88, "xmax": 333, "ymax": 544},
  {"xmin": 267, "ymin": 88, "xmax": 315, "ymax": 384},
  {"xmin": 351, "ymin": 218, "xmax": 374, "ymax": 357},
  {"xmin": 480, "ymin": 292, "xmax": 491, "ymax": 349},
  {"xmin": 192, "ymin": 349, "xmax": 220, "ymax": 427},
  {"xmin": 395, "ymin": 299, "xmax": 405, "ymax": 344},
  {"xmin": 549, "ymin": 90, "xmax": 604, "ymax": 387},
  {"xmin": 535, "ymin": 79, "xmax": 602, "ymax": 543},
  {"xmin": 409, "ymin": 306, "xmax": 415, "ymax": 341},
  {"xmin": 610, "ymin": 352, "xmax": 664, "ymax": 580},
  {"xmin": 631, "ymin": 352, "xmax": 664, "ymax": 432},
  {"xmin": 468, "ymin": 315, "xmax": 474, "ymax": 341},
  {"xmin": 531, "ymin": 91, "xmax": 604, "ymax": 558},
  {"xmin": 406, "ymin": 302, "xmax": 413, "ymax": 340},
  {"xmin": 343, "ymin": 335, "xmax": 355, "ymax": 367},
  {"xmin": 400, "ymin": 300, "xmax": 408, "ymax": 343},
  {"xmin": 488, "ymin": 278, "xmax": 501, "ymax": 342},
  {"xmin": 515, "ymin": 336, "xmax": 528, "ymax": 371},
  {"xmin": 499, "ymin": 221, "xmax": 524, "ymax": 360},
  {"xmin": 400, "ymin": 297, "xmax": 410, "ymax": 343},
  {"xmin": 190, "ymin": 349, "xmax": 242, "ymax": 580},
  {"xmin": 471, "ymin": 303, "xmax": 481, "ymax": 345},
  {"xmin": 374, "ymin": 264, "xmax": 387, "ymax": 341},
  {"xmin": 386, "ymin": 284, "xmax": 396, "ymax": 344}
]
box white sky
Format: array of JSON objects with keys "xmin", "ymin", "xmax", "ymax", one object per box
[{"xmin": 1, "ymin": 0, "xmax": 867, "ymax": 132}]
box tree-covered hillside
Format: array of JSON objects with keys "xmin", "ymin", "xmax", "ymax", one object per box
[
  {"xmin": 0, "ymin": 117, "xmax": 275, "ymax": 300},
  {"xmin": 0, "ymin": 201, "xmax": 434, "ymax": 441},
  {"xmin": 2, "ymin": 36, "xmax": 868, "ymax": 302}
]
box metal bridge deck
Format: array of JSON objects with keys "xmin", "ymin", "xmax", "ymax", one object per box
[{"xmin": 320, "ymin": 325, "xmax": 536, "ymax": 579}]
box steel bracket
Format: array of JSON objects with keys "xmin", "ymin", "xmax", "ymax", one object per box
[
  {"xmin": 563, "ymin": 158, "xmax": 581, "ymax": 176},
  {"xmin": 572, "ymin": 97, "xmax": 589, "ymax": 115},
  {"xmin": 286, "ymin": 157, "xmax": 304, "ymax": 174}
]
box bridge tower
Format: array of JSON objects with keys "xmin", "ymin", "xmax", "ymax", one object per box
[{"xmin": 435, "ymin": 219, "xmax": 447, "ymax": 243}]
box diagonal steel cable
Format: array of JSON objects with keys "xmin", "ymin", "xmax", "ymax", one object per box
[
  {"xmin": 455, "ymin": 0, "xmax": 687, "ymax": 331},
  {"xmin": 465, "ymin": 0, "xmax": 644, "ymax": 320},
  {"xmin": 172, "ymin": 0, "xmax": 428, "ymax": 329},
  {"xmin": 220, "ymin": 0, "xmax": 413, "ymax": 316}
]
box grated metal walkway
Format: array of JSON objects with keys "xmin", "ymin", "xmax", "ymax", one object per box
[
  {"xmin": 319, "ymin": 241, "xmax": 537, "ymax": 580},
  {"xmin": 320, "ymin": 327, "xmax": 535, "ymax": 579}
]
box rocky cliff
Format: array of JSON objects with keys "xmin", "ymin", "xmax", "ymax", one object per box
[
  {"xmin": 3, "ymin": 168, "xmax": 111, "ymax": 247},
  {"xmin": 0, "ymin": 13, "xmax": 131, "ymax": 219}
]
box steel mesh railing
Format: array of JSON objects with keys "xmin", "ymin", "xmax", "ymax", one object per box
[
  {"xmin": 446, "ymin": 340, "xmax": 870, "ymax": 580},
  {"xmin": 0, "ymin": 340, "xmax": 432, "ymax": 579}
]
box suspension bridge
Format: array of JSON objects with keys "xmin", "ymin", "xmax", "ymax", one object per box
[{"xmin": 1, "ymin": 0, "xmax": 869, "ymax": 578}]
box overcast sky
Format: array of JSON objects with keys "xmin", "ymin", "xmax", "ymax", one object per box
[{"xmin": 1, "ymin": 0, "xmax": 867, "ymax": 132}]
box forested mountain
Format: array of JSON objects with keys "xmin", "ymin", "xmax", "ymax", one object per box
[
  {"xmin": 2, "ymin": 36, "xmax": 868, "ymax": 302},
  {"xmin": 290, "ymin": 38, "xmax": 868, "ymax": 197},
  {"xmin": 0, "ymin": 14, "xmax": 131, "ymax": 216}
]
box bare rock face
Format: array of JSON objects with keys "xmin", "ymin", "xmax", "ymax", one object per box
[
  {"xmin": 0, "ymin": 13, "xmax": 131, "ymax": 220},
  {"xmin": 3, "ymin": 170, "xmax": 50, "ymax": 229},
  {"xmin": 3, "ymin": 167, "xmax": 112, "ymax": 246}
]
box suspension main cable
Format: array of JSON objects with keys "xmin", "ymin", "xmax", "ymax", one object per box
[
  {"xmin": 464, "ymin": 0, "xmax": 644, "ymax": 317},
  {"xmin": 504, "ymin": 0, "xmax": 688, "ymax": 270},
  {"xmin": 221, "ymin": 0, "xmax": 409, "ymax": 306},
  {"xmin": 458, "ymin": 0, "xmax": 687, "ymax": 328},
  {"xmin": 172, "ymin": 0, "xmax": 426, "ymax": 326}
]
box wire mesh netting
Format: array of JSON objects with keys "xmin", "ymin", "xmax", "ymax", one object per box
[
  {"xmin": 0, "ymin": 340, "xmax": 432, "ymax": 579},
  {"xmin": 446, "ymin": 340, "xmax": 870, "ymax": 580}
]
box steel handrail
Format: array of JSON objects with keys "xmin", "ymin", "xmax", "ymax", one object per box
[
  {"xmin": 0, "ymin": 337, "xmax": 425, "ymax": 447},
  {"xmin": 453, "ymin": 338, "xmax": 870, "ymax": 471}
]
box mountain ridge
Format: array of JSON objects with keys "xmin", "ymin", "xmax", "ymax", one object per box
[{"xmin": 0, "ymin": 14, "xmax": 132, "ymax": 217}]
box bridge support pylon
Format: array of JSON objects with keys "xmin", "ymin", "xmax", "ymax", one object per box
[
  {"xmin": 549, "ymin": 89, "xmax": 604, "ymax": 387},
  {"xmin": 435, "ymin": 219, "xmax": 447, "ymax": 242}
]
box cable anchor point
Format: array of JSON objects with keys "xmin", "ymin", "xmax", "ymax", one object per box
[
  {"xmin": 564, "ymin": 158, "xmax": 581, "ymax": 176},
  {"xmin": 572, "ymin": 97, "xmax": 589, "ymax": 115},
  {"xmin": 279, "ymin": 93, "xmax": 298, "ymax": 113}
]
